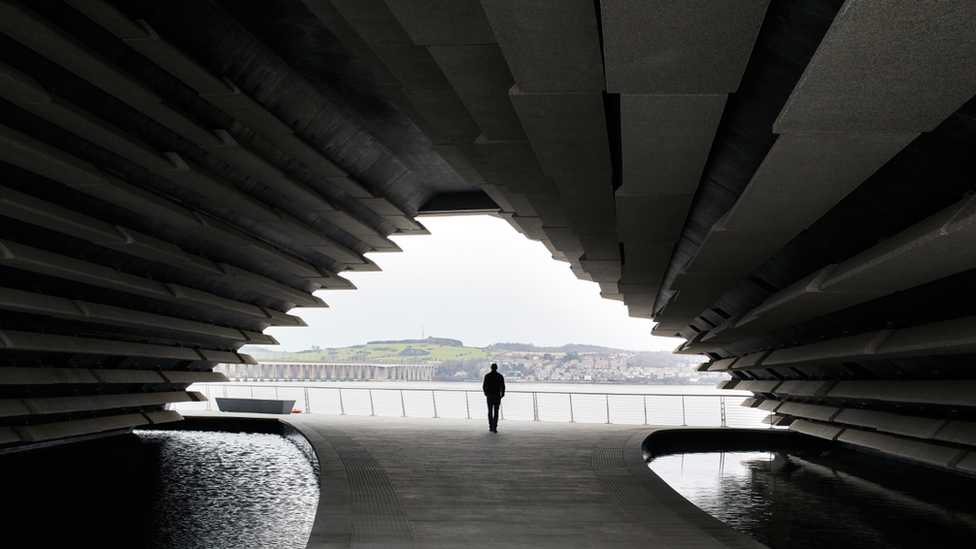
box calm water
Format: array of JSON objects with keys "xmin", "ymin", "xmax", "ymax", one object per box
[
  {"xmin": 650, "ymin": 449, "xmax": 976, "ymax": 548},
  {"xmin": 0, "ymin": 430, "xmax": 318, "ymax": 549}
]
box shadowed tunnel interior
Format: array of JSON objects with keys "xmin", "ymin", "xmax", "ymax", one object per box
[{"xmin": 0, "ymin": 0, "xmax": 976, "ymax": 480}]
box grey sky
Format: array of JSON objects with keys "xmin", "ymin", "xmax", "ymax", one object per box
[{"xmin": 267, "ymin": 215, "xmax": 684, "ymax": 352}]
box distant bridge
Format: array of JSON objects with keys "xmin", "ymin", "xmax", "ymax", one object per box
[{"xmin": 215, "ymin": 361, "xmax": 436, "ymax": 383}]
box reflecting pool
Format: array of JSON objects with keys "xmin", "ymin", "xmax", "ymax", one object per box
[
  {"xmin": 650, "ymin": 449, "xmax": 976, "ymax": 549},
  {"xmin": 0, "ymin": 430, "xmax": 318, "ymax": 548},
  {"xmin": 138, "ymin": 430, "xmax": 318, "ymax": 548}
]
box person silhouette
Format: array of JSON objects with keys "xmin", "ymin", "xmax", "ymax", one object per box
[{"xmin": 483, "ymin": 363, "xmax": 505, "ymax": 433}]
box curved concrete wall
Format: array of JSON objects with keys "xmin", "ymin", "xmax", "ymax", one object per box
[{"xmin": 1, "ymin": 0, "xmax": 975, "ymax": 465}]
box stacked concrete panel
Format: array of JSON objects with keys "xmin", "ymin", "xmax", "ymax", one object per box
[
  {"xmin": 619, "ymin": 2, "xmax": 976, "ymax": 471},
  {"xmin": 2, "ymin": 0, "xmax": 976, "ymax": 471},
  {"xmin": 667, "ymin": 2, "xmax": 976, "ymax": 342},
  {"xmin": 0, "ymin": 0, "xmax": 467, "ymax": 450},
  {"xmin": 602, "ymin": 1, "xmax": 767, "ymax": 321}
]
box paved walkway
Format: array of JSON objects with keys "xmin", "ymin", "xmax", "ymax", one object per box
[{"xmin": 278, "ymin": 414, "xmax": 768, "ymax": 549}]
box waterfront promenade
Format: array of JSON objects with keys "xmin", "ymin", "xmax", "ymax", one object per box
[{"xmin": 230, "ymin": 413, "xmax": 769, "ymax": 549}]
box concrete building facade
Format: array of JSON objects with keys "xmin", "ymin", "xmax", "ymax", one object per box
[{"xmin": 0, "ymin": 0, "xmax": 974, "ymax": 475}]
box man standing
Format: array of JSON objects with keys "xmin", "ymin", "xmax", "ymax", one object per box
[{"xmin": 483, "ymin": 363, "xmax": 505, "ymax": 433}]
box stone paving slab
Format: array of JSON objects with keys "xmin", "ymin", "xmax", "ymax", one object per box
[{"xmin": 278, "ymin": 414, "xmax": 769, "ymax": 549}]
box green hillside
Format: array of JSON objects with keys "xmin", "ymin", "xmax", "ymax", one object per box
[{"xmin": 242, "ymin": 339, "xmax": 501, "ymax": 363}]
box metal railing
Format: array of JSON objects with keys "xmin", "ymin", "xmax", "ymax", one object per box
[{"xmin": 178, "ymin": 383, "xmax": 770, "ymax": 428}]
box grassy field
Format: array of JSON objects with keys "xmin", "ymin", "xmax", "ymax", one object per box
[{"xmin": 244, "ymin": 342, "xmax": 502, "ymax": 363}]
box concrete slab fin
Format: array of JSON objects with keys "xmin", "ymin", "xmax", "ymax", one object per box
[
  {"xmin": 875, "ymin": 315, "xmax": 976, "ymax": 358},
  {"xmin": 0, "ymin": 62, "xmax": 361, "ymax": 280},
  {"xmin": 827, "ymin": 380, "xmax": 976, "ymax": 408},
  {"xmin": 480, "ymin": 0, "xmax": 605, "ymax": 93},
  {"xmin": 508, "ymin": 89, "xmax": 612, "ymax": 180},
  {"xmin": 331, "ymin": 0, "xmax": 451, "ymax": 90},
  {"xmin": 934, "ymin": 421, "xmax": 976, "ymax": 447},
  {"xmin": 790, "ymin": 419, "xmax": 844, "ymax": 441},
  {"xmin": 600, "ymin": 1, "xmax": 766, "ymax": 323},
  {"xmin": 675, "ymin": 2, "xmax": 976, "ymax": 334},
  {"xmin": 762, "ymin": 330, "xmax": 891, "ymax": 368},
  {"xmin": 601, "ymin": 0, "xmax": 769, "ymax": 94},
  {"xmin": 835, "ymin": 408, "xmax": 947, "ymax": 440},
  {"xmin": 723, "ymin": 133, "xmax": 919, "ymax": 231},
  {"xmin": 386, "ymin": 0, "xmax": 497, "ymax": 46},
  {"xmin": 776, "ymin": 402, "xmax": 842, "ymax": 422},
  {"xmin": 837, "ymin": 429, "xmax": 966, "ymax": 469},
  {"xmin": 820, "ymin": 195, "xmax": 976, "ymax": 294},
  {"xmin": 428, "ymin": 46, "xmax": 525, "ymax": 141},
  {"xmin": 618, "ymin": 94, "xmax": 727, "ymax": 197},
  {"xmin": 772, "ymin": 379, "xmax": 836, "ymax": 397},
  {"xmin": 774, "ymin": 1, "xmax": 976, "ymax": 133},
  {"xmin": 718, "ymin": 196, "xmax": 976, "ymax": 344}
]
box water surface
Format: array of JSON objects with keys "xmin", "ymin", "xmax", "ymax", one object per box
[
  {"xmin": 140, "ymin": 430, "xmax": 318, "ymax": 549},
  {"xmin": 0, "ymin": 430, "xmax": 318, "ymax": 549},
  {"xmin": 650, "ymin": 449, "xmax": 976, "ymax": 548}
]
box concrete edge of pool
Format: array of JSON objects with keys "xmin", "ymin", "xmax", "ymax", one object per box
[
  {"xmin": 630, "ymin": 428, "xmax": 828, "ymax": 549},
  {"xmin": 162, "ymin": 412, "xmax": 778, "ymax": 549}
]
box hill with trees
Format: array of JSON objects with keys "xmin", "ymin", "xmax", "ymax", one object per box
[
  {"xmin": 241, "ymin": 337, "xmax": 497, "ymax": 363},
  {"xmin": 485, "ymin": 342, "xmax": 620, "ymax": 353},
  {"xmin": 240, "ymin": 338, "xmax": 712, "ymax": 384}
]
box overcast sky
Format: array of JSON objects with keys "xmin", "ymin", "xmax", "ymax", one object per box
[{"xmin": 266, "ymin": 215, "xmax": 685, "ymax": 352}]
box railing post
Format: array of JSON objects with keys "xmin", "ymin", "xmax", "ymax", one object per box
[
  {"xmin": 532, "ymin": 392, "xmax": 539, "ymax": 421},
  {"xmin": 681, "ymin": 395, "xmax": 687, "ymax": 426},
  {"xmin": 338, "ymin": 388, "xmax": 345, "ymax": 415},
  {"xmin": 400, "ymin": 389, "xmax": 407, "ymax": 418},
  {"xmin": 222, "ymin": 385, "xmax": 228, "ymax": 398},
  {"xmin": 432, "ymin": 390, "xmax": 438, "ymax": 418},
  {"xmin": 643, "ymin": 395, "xmax": 647, "ymax": 425},
  {"xmin": 569, "ymin": 393, "xmax": 575, "ymax": 423},
  {"xmin": 465, "ymin": 391, "xmax": 471, "ymax": 419},
  {"xmin": 250, "ymin": 386, "xmax": 254, "ymax": 398},
  {"xmin": 720, "ymin": 396, "xmax": 726, "ymax": 427},
  {"xmin": 304, "ymin": 387, "xmax": 310, "ymax": 413},
  {"xmin": 206, "ymin": 385, "xmax": 212, "ymax": 411},
  {"xmin": 606, "ymin": 394, "xmax": 611, "ymax": 424},
  {"xmin": 369, "ymin": 389, "xmax": 375, "ymax": 417},
  {"xmin": 275, "ymin": 386, "xmax": 279, "ymax": 399}
]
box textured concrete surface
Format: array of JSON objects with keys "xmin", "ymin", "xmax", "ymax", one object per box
[
  {"xmin": 601, "ymin": 0, "xmax": 769, "ymax": 94},
  {"xmin": 385, "ymin": 0, "xmax": 496, "ymax": 46},
  {"xmin": 773, "ymin": 1, "xmax": 976, "ymax": 133},
  {"xmin": 282, "ymin": 414, "xmax": 765, "ymax": 549},
  {"xmin": 722, "ymin": 132, "xmax": 919, "ymax": 231},
  {"xmin": 619, "ymin": 94, "xmax": 727, "ymax": 197},
  {"xmin": 428, "ymin": 45, "xmax": 524, "ymax": 141},
  {"xmin": 5, "ymin": 0, "xmax": 976, "ymax": 481},
  {"xmin": 480, "ymin": 0, "xmax": 604, "ymax": 92}
]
